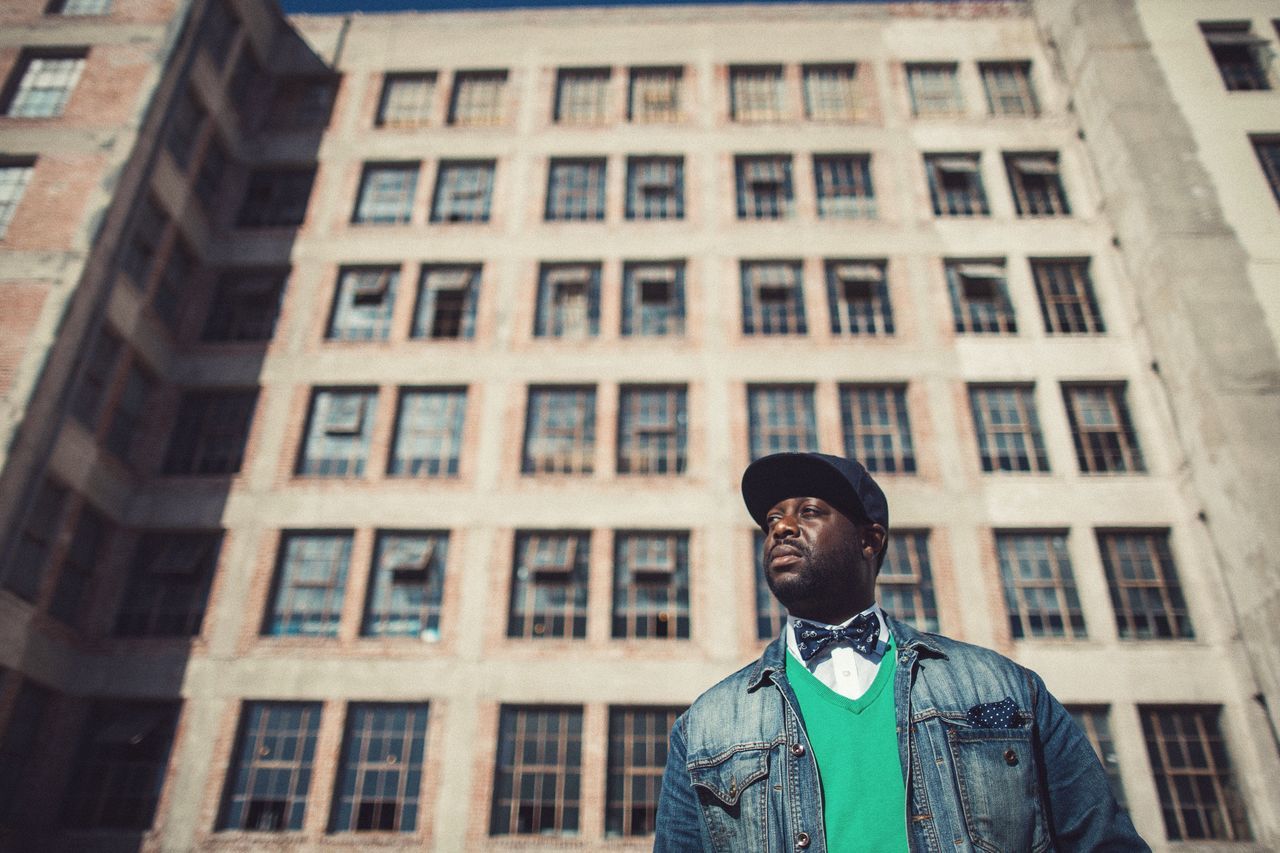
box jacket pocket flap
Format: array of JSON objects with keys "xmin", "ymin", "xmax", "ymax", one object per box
[{"xmin": 688, "ymin": 747, "xmax": 770, "ymax": 807}]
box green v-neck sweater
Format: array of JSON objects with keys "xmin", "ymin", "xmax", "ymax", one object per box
[{"xmin": 785, "ymin": 637, "xmax": 909, "ymax": 852}]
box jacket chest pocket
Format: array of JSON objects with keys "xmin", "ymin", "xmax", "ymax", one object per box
[
  {"xmin": 689, "ymin": 746, "xmax": 772, "ymax": 853},
  {"xmin": 946, "ymin": 726, "xmax": 1049, "ymax": 853}
]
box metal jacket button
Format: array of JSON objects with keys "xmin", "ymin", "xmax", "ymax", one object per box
[
  {"xmin": 790, "ymin": 742, "xmax": 805, "ymax": 756},
  {"xmin": 795, "ymin": 831, "xmax": 811, "ymax": 848},
  {"xmin": 1004, "ymin": 748, "xmax": 1018, "ymax": 766}
]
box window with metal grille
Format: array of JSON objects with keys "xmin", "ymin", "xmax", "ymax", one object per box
[
  {"xmin": 535, "ymin": 263, "xmax": 601, "ymax": 338},
  {"xmin": 545, "ymin": 158, "xmax": 606, "ymax": 221},
  {"xmin": 612, "ymin": 532, "xmax": 690, "ymax": 639},
  {"xmin": 3, "ymin": 479, "xmax": 67, "ymax": 601},
  {"xmin": 104, "ymin": 363, "xmax": 153, "ymax": 462},
  {"xmin": 1201, "ymin": 22, "xmax": 1272, "ymax": 91},
  {"xmin": 880, "ymin": 530, "xmax": 939, "ymax": 632},
  {"xmin": 980, "ymin": 61, "xmax": 1039, "ymax": 116},
  {"xmin": 264, "ymin": 76, "xmax": 336, "ymax": 131},
  {"xmin": 0, "ymin": 160, "xmax": 34, "ymax": 238},
  {"xmin": 617, "ymin": 386, "xmax": 686, "ymax": 475},
  {"xmin": 1066, "ymin": 706, "xmax": 1127, "ymax": 809},
  {"xmin": 330, "ymin": 704, "xmax": 430, "ymax": 832},
  {"xmin": 555, "ymin": 68, "xmax": 610, "ymax": 124},
  {"xmin": 163, "ymin": 389, "xmax": 257, "ymax": 476},
  {"xmin": 377, "ymin": 72, "xmax": 437, "ymax": 127},
  {"xmin": 840, "ymin": 385, "xmax": 915, "ymax": 474},
  {"xmin": 61, "ymin": 701, "xmax": 179, "ymax": 830},
  {"xmin": 622, "ymin": 261, "xmax": 684, "ymax": 337},
  {"xmin": 412, "ymin": 265, "xmax": 479, "ymax": 339},
  {"xmin": 1006, "ymin": 152, "xmax": 1070, "ymax": 216},
  {"xmin": 1063, "ymin": 383, "xmax": 1145, "ymax": 474},
  {"xmin": 626, "ymin": 156, "xmax": 683, "ymax": 220},
  {"xmin": 946, "ymin": 259, "xmax": 1016, "ymax": 333},
  {"xmin": 362, "ymin": 531, "xmax": 448, "ymax": 640},
  {"xmin": 968, "ymin": 385, "xmax": 1049, "ymax": 473},
  {"xmin": 996, "ymin": 531, "xmax": 1086, "ymax": 639},
  {"xmin": 69, "ymin": 328, "xmax": 121, "ymax": 427},
  {"xmin": 263, "ymin": 532, "xmax": 352, "ymax": 637},
  {"xmin": 3, "ymin": 51, "xmax": 86, "ymax": 117},
  {"xmin": 120, "ymin": 195, "xmax": 167, "ymax": 287},
  {"xmin": 164, "ymin": 87, "xmax": 204, "ymax": 170},
  {"xmin": 490, "ymin": 706, "xmax": 583, "ymax": 835},
  {"xmin": 326, "ymin": 267, "xmax": 398, "ymax": 341},
  {"xmin": 747, "ymin": 385, "xmax": 817, "ymax": 460},
  {"xmin": 741, "ymin": 260, "xmax": 806, "ymax": 335},
  {"xmin": 353, "ymin": 163, "xmax": 417, "ymax": 225},
  {"xmin": 522, "ymin": 387, "xmax": 596, "ymax": 475},
  {"xmin": 47, "ymin": 503, "xmax": 110, "ymax": 625},
  {"xmin": 430, "ymin": 160, "xmax": 494, "ymax": 223},
  {"xmin": 1097, "ymin": 530, "xmax": 1193, "ymax": 640},
  {"xmin": 0, "ymin": 681, "xmax": 53, "ymax": 822},
  {"xmin": 48, "ymin": 0, "xmax": 112, "ymax": 14},
  {"xmin": 803, "ymin": 64, "xmax": 858, "ymax": 120},
  {"xmin": 814, "ymin": 154, "xmax": 875, "ymax": 219},
  {"xmin": 1252, "ymin": 136, "xmax": 1280, "ymax": 206},
  {"xmin": 1032, "ymin": 259, "xmax": 1105, "ymax": 334},
  {"xmin": 753, "ymin": 530, "xmax": 788, "ymax": 640},
  {"xmin": 217, "ymin": 702, "xmax": 321, "ymax": 832},
  {"xmin": 907, "ymin": 63, "xmax": 962, "ymax": 116},
  {"xmin": 1140, "ymin": 706, "xmax": 1251, "ymax": 840},
  {"xmin": 296, "ymin": 389, "xmax": 377, "ymax": 477},
  {"xmin": 448, "ymin": 70, "xmax": 507, "ymax": 126},
  {"xmin": 237, "ymin": 167, "xmax": 315, "ymax": 227},
  {"xmin": 508, "ymin": 532, "xmax": 589, "ymax": 639},
  {"xmin": 826, "ymin": 260, "xmax": 892, "ymax": 335},
  {"xmin": 389, "ymin": 387, "xmax": 465, "ymax": 477},
  {"xmin": 202, "ymin": 269, "xmax": 286, "ymax": 342},
  {"xmin": 628, "ymin": 67, "xmax": 681, "ymax": 122},
  {"xmin": 151, "ymin": 238, "xmax": 195, "ymax": 331},
  {"xmin": 606, "ymin": 707, "xmax": 683, "ymax": 836},
  {"xmin": 735, "ymin": 155, "xmax": 793, "ymax": 219},
  {"xmin": 729, "ymin": 65, "xmax": 784, "ymax": 121},
  {"xmin": 926, "ymin": 154, "xmax": 989, "ymax": 216},
  {"xmin": 114, "ymin": 531, "xmax": 221, "ymax": 637}
]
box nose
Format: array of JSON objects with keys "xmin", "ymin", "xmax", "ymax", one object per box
[{"xmin": 770, "ymin": 511, "xmax": 799, "ymax": 541}]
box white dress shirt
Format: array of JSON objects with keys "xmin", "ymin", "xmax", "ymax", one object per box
[{"xmin": 785, "ymin": 602, "xmax": 890, "ymax": 702}]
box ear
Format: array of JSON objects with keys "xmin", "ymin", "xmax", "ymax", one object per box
[{"xmin": 859, "ymin": 523, "xmax": 887, "ymax": 559}]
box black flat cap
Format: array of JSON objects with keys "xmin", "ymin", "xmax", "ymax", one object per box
[{"xmin": 741, "ymin": 452, "xmax": 889, "ymax": 530}]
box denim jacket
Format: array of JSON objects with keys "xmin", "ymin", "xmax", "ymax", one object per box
[{"xmin": 655, "ymin": 617, "xmax": 1147, "ymax": 852}]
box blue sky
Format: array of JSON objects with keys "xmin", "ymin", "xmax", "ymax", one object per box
[{"xmin": 282, "ymin": 0, "xmax": 869, "ymax": 15}]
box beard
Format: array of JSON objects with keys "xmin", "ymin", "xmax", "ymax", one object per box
[{"xmin": 764, "ymin": 536, "xmax": 865, "ymax": 615}]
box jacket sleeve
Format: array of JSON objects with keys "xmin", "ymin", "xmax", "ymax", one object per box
[
  {"xmin": 654, "ymin": 712, "xmax": 705, "ymax": 852},
  {"xmin": 1029, "ymin": 670, "xmax": 1151, "ymax": 852}
]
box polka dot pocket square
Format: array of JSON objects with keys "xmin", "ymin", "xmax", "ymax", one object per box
[{"xmin": 967, "ymin": 697, "xmax": 1023, "ymax": 728}]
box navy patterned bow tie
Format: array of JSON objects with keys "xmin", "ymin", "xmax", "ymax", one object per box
[{"xmin": 793, "ymin": 612, "xmax": 881, "ymax": 661}]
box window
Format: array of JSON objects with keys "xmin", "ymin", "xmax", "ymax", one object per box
[
  {"xmin": 946, "ymin": 259, "xmax": 1016, "ymax": 334},
  {"xmin": 151, "ymin": 238, "xmax": 195, "ymax": 331},
  {"xmin": 814, "ymin": 154, "xmax": 875, "ymax": 219},
  {"xmin": 880, "ymin": 531, "xmax": 939, "ymax": 632},
  {"xmin": 1032, "ymin": 259, "xmax": 1105, "ymax": 334},
  {"xmin": 412, "ymin": 265, "xmax": 479, "ymax": 339},
  {"xmin": 377, "ymin": 72, "xmax": 436, "ymax": 127},
  {"xmin": 62, "ymin": 701, "xmax": 179, "ymax": 830},
  {"xmin": 968, "ymin": 385, "xmax": 1049, "ymax": 473},
  {"xmin": 47, "ymin": 503, "xmax": 110, "ymax": 624},
  {"xmin": 1006, "ymin": 153, "xmax": 1070, "ymax": 216},
  {"xmin": 218, "ymin": 702, "xmax": 321, "ymax": 832},
  {"xmin": 907, "ymin": 63, "xmax": 962, "ymax": 116},
  {"xmin": 555, "ymin": 68, "xmax": 610, "ymax": 124},
  {"xmin": 1063, "ymin": 383, "xmax": 1145, "ymax": 474},
  {"xmin": 490, "ymin": 706, "xmax": 583, "ymax": 835},
  {"xmin": 626, "ymin": 157, "xmax": 683, "ymax": 220},
  {"xmin": 362, "ymin": 531, "xmax": 448, "ymax": 639},
  {"xmin": 194, "ymin": 134, "xmax": 228, "ymax": 206},
  {"xmin": 1066, "ymin": 706, "xmax": 1126, "ymax": 809},
  {"xmin": 803, "ymin": 64, "xmax": 858, "ymax": 120},
  {"xmin": 297, "ymin": 389, "xmax": 376, "ymax": 477},
  {"xmin": 735, "ymin": 155, "xmax": 793, "ymax": 219},
  {"xmin": 545, "ymin": 158, "xmax": 606, "ymax": 221},
  {"xmin": 1252, "ymin": 136, "xmax": 1280, "ymax": 206},
  {"xmin": 3, "ymin": 479, "xmax": 68, "ymax": 601},
  {"xmin": 747, "ymin": 385, "xmax": 817, "ymax": 460},
  {"xmin": 1201, "ymin": 23, "xmax": 1271, "ymax": 91},
  {"xmin": 729, "ymin": 65, "xmax": 785, "ymax": 121},
  {"xmin": 0, "ymin": 681, "xmax": 53, "ymax": 822},
  {"xmin": 606, "ymin": 707, "xmax": 682, "ymax": 837},
  {"xmin": 926, "ymin": 154, "xmax": 988, "ymax": 216},
  {"xmin": 104, "ymin": 363, "xmax": 153, "ymax": 462},
  {"xmin": 48, "ymin": 0, "xmax": 112, "ymax": 14},
  {"xmin": 612, "ymin": 532, "xmax": 689, "ymax": 639},
  {"xmin": 69, "ymin": 328, "xmax": 121, "ymax": 427},
  {"xmin": 353, "ymin": 163, "xmax": 417, "ymax": 225},
  {"xmin": 753, "ymin": 530, "xmax": 787, "ymax": 640},
  {"xmin": 980, "ymin": 61, "xmax": 1038, "ymax": 116},
  {"xmin": 114, "ymin": 531, "xmax": 220, "ymax": 637},
  {"xmin": 430, "ymin": 160, "xmax": 494, "ymax": 223},
  {"xmin": 164, "ymin": 88, "xmax": 204, "ymax": 170},
  {"xmin": 4, "ymin": 51, "xmax": 86, "ymax": 117},
  {"xmin": 237, "ymin": 167, "xmax": 315, "ymax": 227},
  {"xmin": 535, "ymin": 263, "xmax": 600, "ymax": 338},
  {"xmin": 840, "ymin": 385, "xmax": 915, "ymax": 474},
  {"xmin": 996, "ymin": 531, "xmax": 1086, "ymax": 639},
  {"xmin": 326, "ymin": 267, "xmax": 398, "ymax": 341},
  {"xmin": 0, "ymin": 160, "xmax": 34, "ymax": 238},
  {"xmin": 264, "ymin": 532, "xmax": 352, "ymax": 637},
  {"xmin": 162, "ymin": 389, "xmax": 257, "ymax": 475},
  {"xmin": 1142, "ymin": 706, "xmax": 1252, "ymax": 840},
  {"xmin": 622, "ymin": 261, "xmax": 684, "ymax": 337},
  {"xmin": 448, "ymin": 70, "xmax": 506, "ymax": 126},
  {"xmin": 202, "ymin": 269, "xmax": 286, "ymax": 342},
  {"xmin": 741, "ymin": 260, "xmax": 806, "ymax": 335},
  {"xmin": 617, "ymin": 386, "xmax": 686, "ymax": 475},
  {"xmin": 389, "ymin": 388, "xmax": 466, "ymax": 477},
  {"xmin": 628, "ymin": 67, "xmax": 681, "ymax": 122},
  {"xmin": 522, "ymin": 387, "xmax": 596, "ymax": 475},
  {"xmin": 508, "ymin": 532, "xmax": 589, "ymax": 639},
  {"xmin": 264, "ymin": 76, "xmax": 336, "ymax": 131},
  {"xmin": 1097, "ymin": 530, "xmax": 1193, "ymax": 640},
  {"xmin": 330, "ymin": 704, "xmax": 430, "ymax": 832},
  {"xmin": 120, "ymin": 195, "xmax": 167, "ymax": 287},
  {"xmin": 826, "ymin": 260, "xmax": 892, "ymax": 335}
]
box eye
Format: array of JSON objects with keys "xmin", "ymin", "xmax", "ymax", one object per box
[
  {"xmin": 765, "ymin": 514, "xmax": 781, "ymax": 526},
  {"xmin": 800, "ymin": 505, "xmax": 820, "ymax": 517}
]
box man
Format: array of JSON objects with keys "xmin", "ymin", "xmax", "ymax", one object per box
[{"xmin": 655, "ymin": 452, "xmax": 1147, "ymax": 852}]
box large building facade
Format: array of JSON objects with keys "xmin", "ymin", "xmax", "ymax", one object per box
[{"xmin": 1, "ymin": 0, "xmax": 1278, "ymax": 850}]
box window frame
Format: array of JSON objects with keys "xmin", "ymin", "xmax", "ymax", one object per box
[
  {"xmin": 507, "ymin": 532, "xmax": 590, "ymax": 639},
  {"xmin": 839, "ymin": 384, "xmax": 916, "ymax": 475},
  {"xmin": 968, "ymin": 384, "xmax": 1050, "ymax": 473},
  {"xmin": 995, "ymin": 530, "xmax": 1087, "ymax": 640},
  {"xmin": 216, "ymin": 702, "xmax": 322, "ymax": 832},
  {"xmin": 747, "ymin": 384, "xmax": 818, "ymax": 460},
  {"xmin": 521, "ymin": 386, "xmax": 597, "ymax": 475}
]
